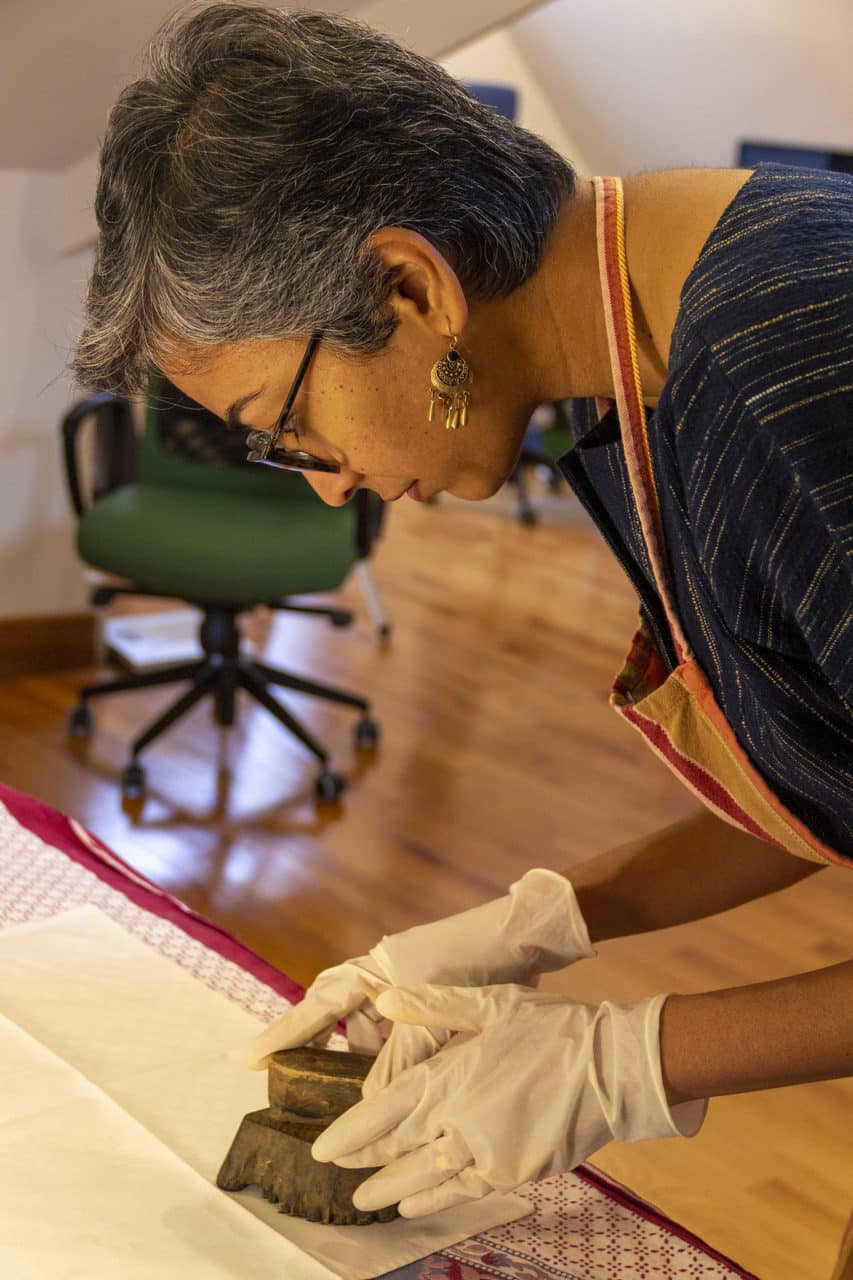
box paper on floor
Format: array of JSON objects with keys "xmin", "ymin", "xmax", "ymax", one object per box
[{"xmin": 0, "ymin": 905, "xmax": 531, "ymax": 1279}]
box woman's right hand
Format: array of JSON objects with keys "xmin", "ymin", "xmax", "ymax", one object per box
[{"xmin": 244, "ymin": 867, "xmax": 595, "ymax": 1094}]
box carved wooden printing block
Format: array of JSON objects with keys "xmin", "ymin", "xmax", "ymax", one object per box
[{"xmin": 217, "ymin": 1046, "xmax": 398, "ymax": 1225}]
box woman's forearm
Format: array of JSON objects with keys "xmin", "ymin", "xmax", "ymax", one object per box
[
  {"xmin": 659, "ymin": 961, "xmax": 853, "ymax": 1104},
  {"xmin": 567, "ymin": 808, "xmax": 822, "ymax": 944}
]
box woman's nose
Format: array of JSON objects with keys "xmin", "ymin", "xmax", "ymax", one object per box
[{"xmin": 303, "ymin": 469, "xmax": 360, "ymax": 507}]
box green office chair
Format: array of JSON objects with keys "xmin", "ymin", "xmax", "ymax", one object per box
[{"xmin": 61, "ymin": 375, "xmax": 385, "ymax": 803}]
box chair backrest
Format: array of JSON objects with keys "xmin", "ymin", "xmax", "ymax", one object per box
[
  {"xmin": 140, "ymin": 375, "xmax": 314, "ymax": 505},
  {"xmin": 140, "ymin": 375, "xmax": 386, "ymax": 557}
]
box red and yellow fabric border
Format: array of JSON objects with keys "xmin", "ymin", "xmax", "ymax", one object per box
[
  {"xmin": 593, "ymin": 176, "xmax": 692, "ymax": 665},
  {"xmin": 611, "ymin": 644, "xmax": 844, "ymax": 867}
]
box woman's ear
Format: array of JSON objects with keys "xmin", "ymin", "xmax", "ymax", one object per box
[{"xmin": 366, "ymin": 226, "xmax": 468, "ymax": 337}]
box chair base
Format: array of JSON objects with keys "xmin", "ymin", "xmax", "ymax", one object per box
[{"xmin": 70, "ymin": 604, "xmax": 378, "ymax": 801}]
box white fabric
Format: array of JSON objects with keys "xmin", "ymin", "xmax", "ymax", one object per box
[
  {"xmin": 311, "ymin": 983, "xmax": 709, "ymax": 1219},
  {"xmin": 247, "ymin": 868, "xmax": 595, "ymax": 1093},
  {"xmin": 0, "ymin": 907, "xmax": 531, "ymax": 1280}
]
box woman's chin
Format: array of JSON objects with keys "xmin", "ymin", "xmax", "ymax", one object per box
[{"xmin": 448, "ymin": 473, "xmax": 505, "ymax": 501}]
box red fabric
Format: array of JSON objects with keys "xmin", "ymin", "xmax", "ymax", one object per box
[
  {"xmin": 619, "ymin": 704, "xmax": 781, "ymax": 847},
  {"xmin": 0, "ymin": 781, "xmax": 304, "ymax": 1006}
]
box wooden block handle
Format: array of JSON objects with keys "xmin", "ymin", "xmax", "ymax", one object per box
[{"xmin": 268, "ymin": 1046, "xmax": 376, "ymax": 1120}]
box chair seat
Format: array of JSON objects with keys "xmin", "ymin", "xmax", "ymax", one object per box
[{"xmin": 78, "ymin": 484, "xmax": 358, "ymax": 606}]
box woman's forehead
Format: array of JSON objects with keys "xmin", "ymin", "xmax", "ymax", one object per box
[{"xmin": 161, "ymin": 337, "xmax": 302, "ymax": 414}]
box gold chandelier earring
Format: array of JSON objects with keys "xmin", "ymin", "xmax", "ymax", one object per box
[{"xmin": 428, "ymin": 335, "xmax": 472, "ymax": 430}]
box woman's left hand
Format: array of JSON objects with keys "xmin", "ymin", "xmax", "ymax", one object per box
[{"xmin": 311, "ymin": 983, "xmax": 708, "ymax": 1218}]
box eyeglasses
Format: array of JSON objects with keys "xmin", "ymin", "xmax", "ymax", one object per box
[{"xmin": 245, "ymin": 331, "xmax": 340, "ymax": 474}]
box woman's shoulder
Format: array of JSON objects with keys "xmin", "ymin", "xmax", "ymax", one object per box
[
  {"xmin": 652, "ymin": 164, "xmax": 853, "ymax": 701},
  {"xmin": 662, "ymin": 164, "xmax": 853, "ymax": 493},
  {"xmin": 623, "ymin": 167, "xmax": 755, "ymax": 364},
  {"xmin": 672, "ymin": 163, "xmax": 853, "ymax": 364}
]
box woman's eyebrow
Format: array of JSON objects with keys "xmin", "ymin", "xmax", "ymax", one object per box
[{"xmin": 224, "ymin": 384, "xmax": 266, "ymax": 429}]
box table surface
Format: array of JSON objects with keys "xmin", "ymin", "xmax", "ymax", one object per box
[{"xmin": 0, "ymin": 781, "xmax": 760, "ymax": 1280}]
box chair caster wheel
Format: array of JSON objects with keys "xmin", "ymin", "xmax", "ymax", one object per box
[
  {"xmin": 315, "ymin": 770, "xmax": 345, "ymax": 803},
  {"xmin": 121, "ymin": 762, "xmax": 146, "ymax": 801},
  {"xmin": 354, "ymin": 717, "xmax": 380, "ymax": 751},
  {"xmin": 330, "ymin": 612, "xmax": 352, "ymax": 628},
  {"xmin": 68, "ymin": 704, "xmax": 93, "ymax": 737}
]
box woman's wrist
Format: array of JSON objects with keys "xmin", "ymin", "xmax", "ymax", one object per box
[
  {"xmin": 564, "ymin": 810, "xmax": 821, "ymax": 946},
  {"xmin": 658, "ymin": 962, "xmax": 853, "ymax": 1106},
  {"xmin": 569, "ymin": 860, "xmax": 624, "ymax": 946}
]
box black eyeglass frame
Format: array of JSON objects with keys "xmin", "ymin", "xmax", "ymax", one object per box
[{"xmin": 245, "ymin": 331, "xmax": 339, "ymax": 473}]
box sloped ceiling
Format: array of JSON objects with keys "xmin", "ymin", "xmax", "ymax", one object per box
[
  {"xmin": 0, "ymin": 0, "xmax": 544, "ymax": 172},
  {"xmin": 510, "ymin": 0, "xmax": 853, "ymax": 174}
]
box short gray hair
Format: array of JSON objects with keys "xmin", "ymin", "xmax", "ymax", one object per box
[{"xmin": 71, "ymin": 2, "xmax": 576, "ymax": 396}]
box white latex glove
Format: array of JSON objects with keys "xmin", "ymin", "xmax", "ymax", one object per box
[
  {"xmin": 245, "ymin": 869, "xmax": 594, "ymax": 1094},
  {"xmin": 311, "ymin": 983, "xmax": 708, "ymax": 1218}
]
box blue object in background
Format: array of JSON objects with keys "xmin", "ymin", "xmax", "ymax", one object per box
[
  {"xmin": 739, "ymin": 141, "xmax": 853, "ymax": 175},
  {"xmin": 463, "ymin": 81, "xmax": 518, "ymax": 122}
]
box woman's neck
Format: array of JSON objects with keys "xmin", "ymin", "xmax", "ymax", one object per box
[{"xmin": 515, "ymin": 168, "xmax": 753, "ymax": 409}]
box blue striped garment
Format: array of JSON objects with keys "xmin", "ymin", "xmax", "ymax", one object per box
[{"xmin": 560, "ymin": 163, "xmax": 852, "ymax": 858}]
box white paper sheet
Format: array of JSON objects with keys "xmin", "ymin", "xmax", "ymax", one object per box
[
  {"xmin": 0, "ymin": 906, "xmax": 531, "ymax": 1279},
  {"xmin": 0, "ymin": 1013, "xmax": 337, "ymax": 1280}
]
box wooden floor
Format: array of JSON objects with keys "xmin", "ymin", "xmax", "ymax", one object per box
[{"xmin": 1, "ymin": 477, "xmax": 850, "ymax": 1279}]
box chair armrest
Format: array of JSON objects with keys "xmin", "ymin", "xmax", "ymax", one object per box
[{"xmin": 61, "ymin": 392, "xmax": 137, "ymax": 516}]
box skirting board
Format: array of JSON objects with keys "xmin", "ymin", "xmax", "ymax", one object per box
[{"xmin": 0, "ymin": 611, "xmax": 95, "ymax": 678}]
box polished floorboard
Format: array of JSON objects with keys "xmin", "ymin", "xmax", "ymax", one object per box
[{"xmin": 1, "ymin": 478, "xmax": 850, "ymax": 1280}]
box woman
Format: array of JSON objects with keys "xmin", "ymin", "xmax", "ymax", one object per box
[{"xmin": 71, "ymin": 1, "xmax": 852, "ymax": 1237}]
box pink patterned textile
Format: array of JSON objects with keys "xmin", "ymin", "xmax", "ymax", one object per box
[{"xmin": 0, "ymin": 782, "xmax": 758, "ymax": 1280}]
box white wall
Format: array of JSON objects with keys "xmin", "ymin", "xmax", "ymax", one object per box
[
  {"xmin": 0, "ymin": 168, "xmax": 94, "ymax": 619},
  {"xmin": 441, "ymin": 27, "xmax": 591, "ymax": 173},
  {"xmin": 511, "ymin": 0, "xmax": 853, "ymax": 174}
]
